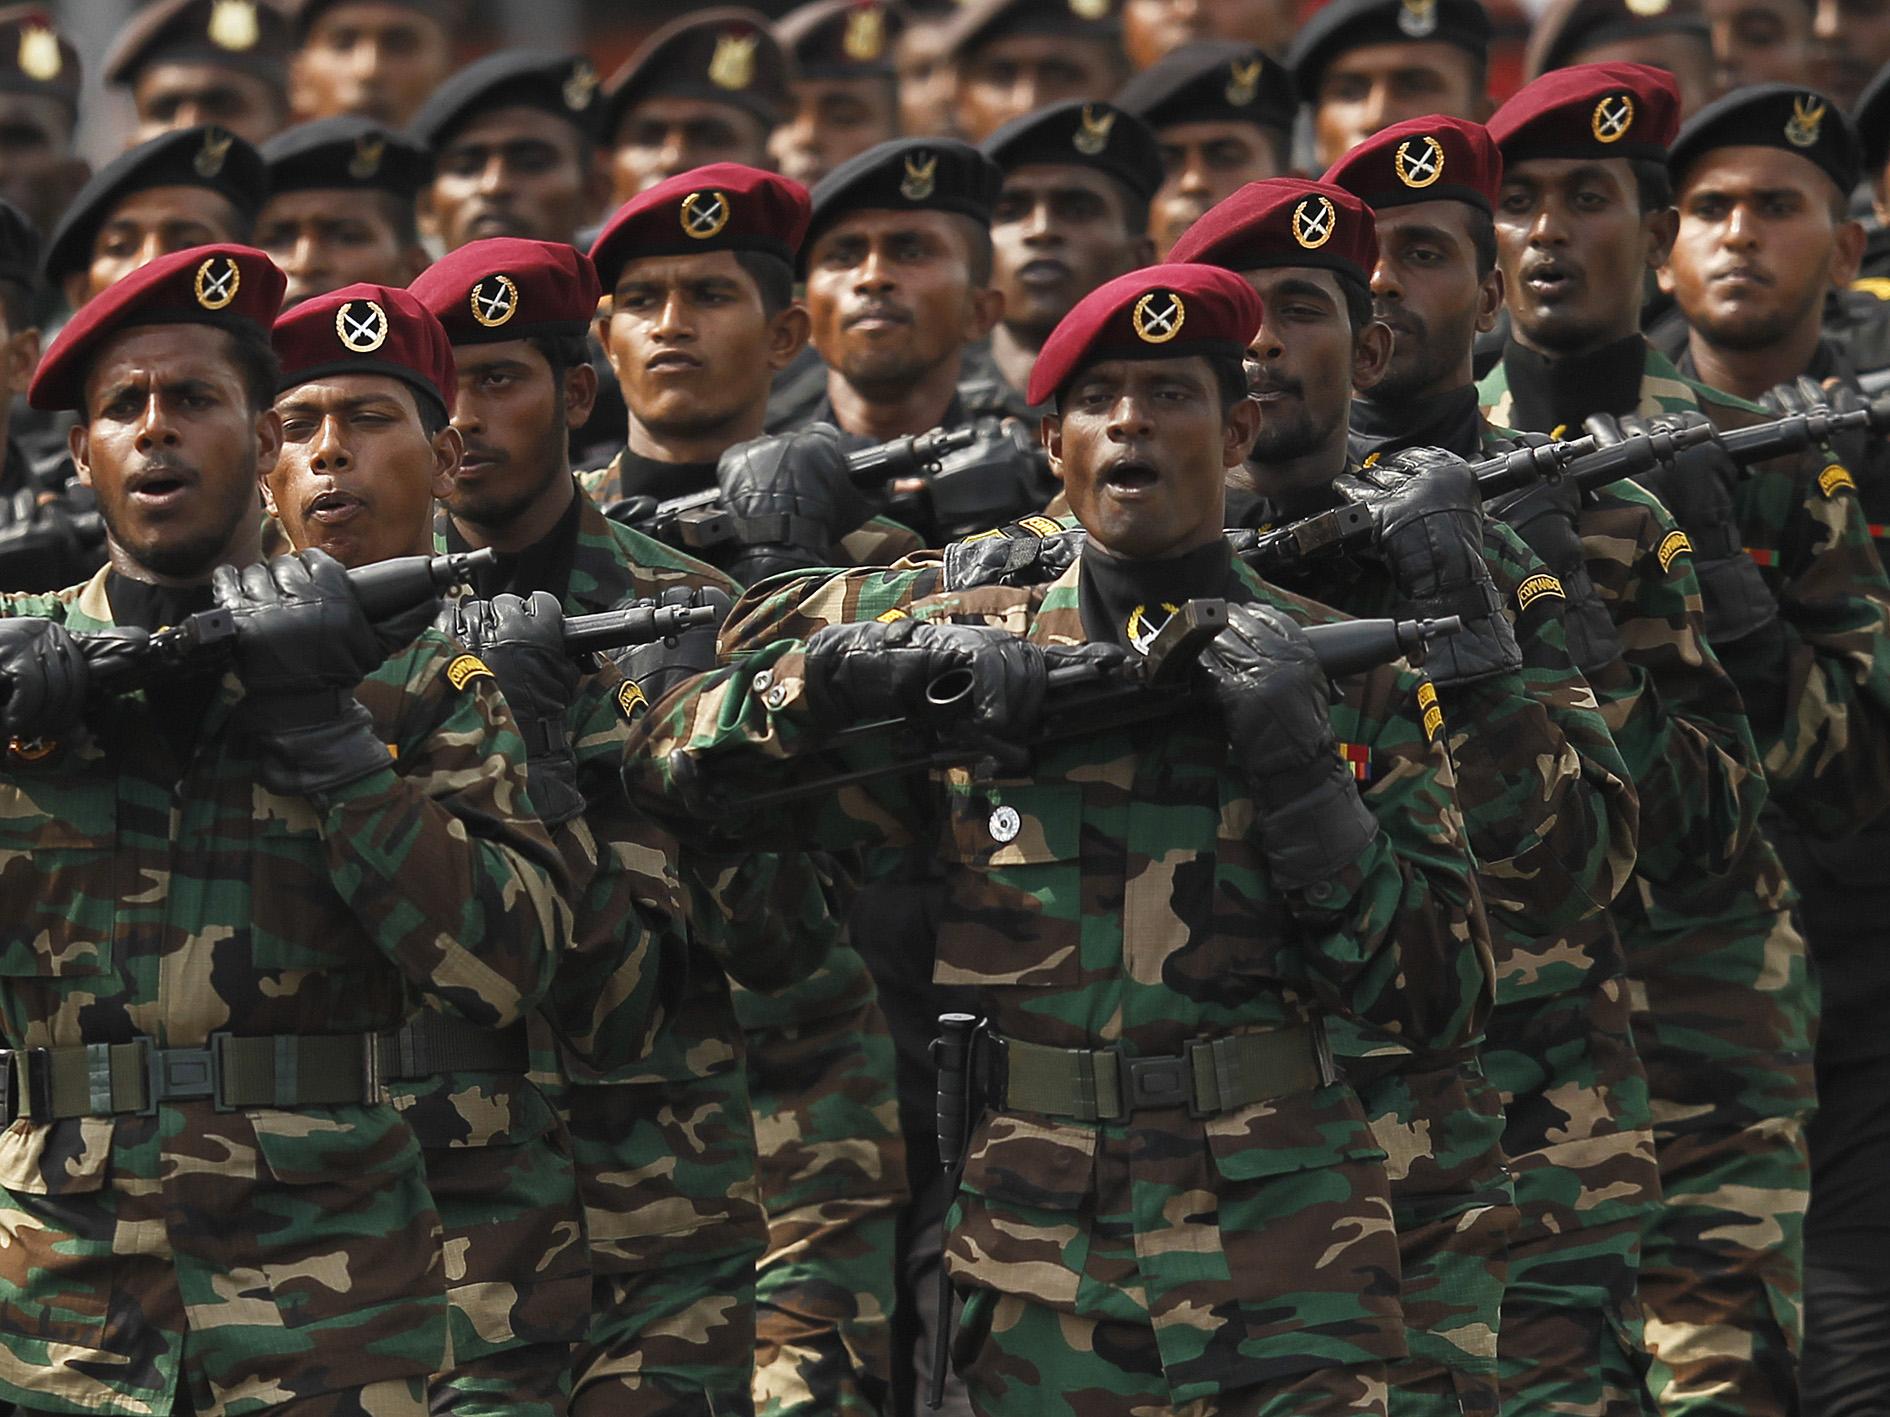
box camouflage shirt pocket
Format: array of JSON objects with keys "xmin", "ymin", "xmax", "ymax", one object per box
[
  {"xmin": 947, "ymin": 1113, "xmax": 1099, "ymax": 1314},
  {"xmin": 936, "ymin": 780, "xmax": 1084, "ymax": 990},
  {"xmin": 0, "ymin": 751, "xmax": 118, "ymax": 978}
]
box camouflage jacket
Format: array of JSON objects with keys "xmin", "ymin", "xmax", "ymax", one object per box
[
  {"xmin": 623, "ymin": 551, "xmax": 1495, "ymax": 1398},
  {"xmin": 0, "ymin": 567, "xmax": 566, "ymax": 1415}
]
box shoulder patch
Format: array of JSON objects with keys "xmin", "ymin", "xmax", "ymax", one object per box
[
  {"xmin": 1818, "ymin": 463, "xmax": 1856, "ymax": 498},
  {"xmin": 1656, "ymin": 529, "xmax": 1691, "ymax": 573},
  {"xmin": 1335, "ymin": 741, "xmax": 1374, "ymax": 782},
  {"xmin": 876, "ymin": 606, "xmax": 910, "ymax": 622},
  {"xmin": 446, "ymin": 653, "xmax": 494, "ymax": 691},
  {"xmin": 1416, "ymin": 679, "xmax": 1445, "ymax": 743},
  {"xmin": 1851, "ymin": 276, "xmax": 1890, "ymax": 301},
  {"xmin": 1016, "ymin": 514, "xmax": 1066, "ymax": 536},
  {"xmin": 616, "ymin": 680, "xmax": 647, "ymax": 720},
  {"xmin": 1516, "ymin": 572, "xmax": 1565, "ymax": 611}
]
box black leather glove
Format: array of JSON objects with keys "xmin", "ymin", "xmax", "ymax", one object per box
[
  {"xmin": 612, "ymin": 584, "xmax": 733, "ymax": 710},
  {"xmin": 1587, "ymin": 412, "xmax": 1778, "ymax": 646},
  {"xmin": 1334, "ymin": 448, "xmax": 1519, "ymax": 685},
  {"xmin": 804, "ymin": 618, "xmax": 1049, "ymax": 746},
  {"xmin": 212, "ymin": 550, "xmax": 399, "ymax": 795},
  {"xmin": 718, "ymin": 424, "xmax": 874, "ymax": 586},
  {"xmin": 909, "ymin": 419, "xmax": 1057, "ymax": 543},
  {"xmin": 0, "ymin": 617, "xmax": 90, "ymax": 739},
  {"xmin": 941, "ymin": 527, "xmax": 1083, "ymax": 591},
  {"xmin": 1485, "ymin": 474, "xmax": 1624, "ymax": 675},
  {"xmin": 1762, "ymin": 374, "xmax": 1872, "ymax": 479},
  {"xmin": 1204, "ymin": 602, "xmax": 1378, "ymax": 890},
  {"xmin": 457, "ymin": 591, "xmax": 584, "ymax": 826}
]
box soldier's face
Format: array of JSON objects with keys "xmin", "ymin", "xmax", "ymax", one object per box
[
  {"xmin": 1496, "ymin": 157, "xmax": 1673, "ymax": 358},
  {"xmin": 1704, "ymin": 0, "xmax": 1814, "ymax": 90},
  {"xmin": 133, "ymin": 63, "xmax": 286, "ymax": 148},
  {"xmin": 1369, "ymin": 200, "xmax": 1502, "ymax": 405},
  {"xmin": 1570, "ymin": 35, "xmax": 1718, "ymax": 119},
  {"xmin": 268, "ymin": 374, "xmax": 455, "ymax": 567},
  {"xmin": 1122, "ymin": 0, "xmax": 1298, "ymax": 68},
  {"xmin": 73, "ymin": 187, "xmax": 247, "ymax": 309},
  {"xmin": 1812, "ymin": 0, "xmax": 1890, "ymax": 108},
  {"xmin": 1660, "ymin": 146, "xmax": 1861, "ymax": 353},
  {"xmin": 1243, "ymin": 266, "xmax": 1379, "ymax": 481},
  {"xmin": 1046, "ymin": 355, "xmax": 1256, "ymax": 560},
  {"xmin": 1151, "ymin": 121, "xmax": 1286, "ymax": 257},
  {"xmin": 291, "ymin": 2, "xmax": 453, "ymax": 126},
  {"xmin": 256, "ymin": 190, "xmax": 422, "ymax": 309},
  {"xmin": 425, "ymin": 106, "xmax": 601, "ymax": 251},
  {"xmin": 611, "ymin": 98, "xmax": 771, "ymax": 202},
  {"xmin": 442, "ymin": 340, "xmax": 584, "ymax": 531},
  {"xmin": 602, "ymin": 252, "xmax": 786, "ymax": 448},
  {"xmin": 805, "ymin": 210, "xmax": 993, "ymax": 394},
  {"xmin": 0, "ymin": 93, "xmax": 83, "ymax": 236},
  {"xmin": 1312, "ymin": 43, "xmax": 1485, "ymax": 168},
  {"xmin": 894, "ymin": 19, "xmax": 957, "ymax": 137},
  {"xmin": 992, "ymin": 166, "xmax": 1151, "ymax": 342},
  {"xmin": 770, "ymin": 78, "xmax": 900, "ymax": 188},
  {"xmin": 953, "ymin": 36, "xmax": 1122, "ymax": 142},
  {"xmin": 71, "ymin": 326, "xmax": 278, "ymax": 580}
]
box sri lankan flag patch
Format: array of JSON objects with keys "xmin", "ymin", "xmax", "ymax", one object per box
[
  {"xmin": 1818, "ymin": 463, "xmax": 1856, "ymax": 498},
  {"xmin": 1657, "ymin": 529, "xmax": 1691, "ymax": 573},
  {"xmin": 1336, "ymin": 742, "xmax": 1374, "ymax": 781},
  {"xmin": 1417, "ymin": 680, "xmax": 1445, "ymax": 743},
  {"xmin": 446, "ymin": 654, "xmax": 494, "ymax": 691}
]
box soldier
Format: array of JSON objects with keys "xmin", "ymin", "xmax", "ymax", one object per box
[
  {"xmin": 1170, "ymin": 171, "xmax": 1639, "ymax": 1417},
  {"xmin": 941, "ymin": 0, "xmax": 1129, "ymax": 143},
  {"xmin": 1813, "ymin": 0, "xmax": 1890, "ymax": 107},
  {"xmin": 1702, "ymin": 0, "xmax": 1814, "ymax": 89},
  {"xmin": 44, "ymin": 124, "xmax": 265, "ymax": 313},
  {"xmin": 600, "ymin": 10, "xmax": 789, "ymax": 204},
  {"xmin": 1121, "ymin": 0, "xmax": 1298, "ymax": 70},
  {"xmin": 1481, "ymin": 61, "xmax": 1890, "ymax": 1416},
  {"xmin": 411, "ymin": 51, "xmax": 610, "ymax": 254},
  {"xmin": 0, "ymin": 7, "xmax": 86, "ymax": 245},
  {"xmin": 0, "ymin": 202, "xmax": 41, "ymax": 478},
  {"xmin": 981, "ymin": 100, "xmax": 1159, "ymax": 402},
  {"xmin": 773, "ymin": 0, "xmax": 909, "ymax": 189},
  {"xmin": 101, "ymin": 0, "xmax": 293, "ymax": 148},
  {"xmin": 1324, "ymin": 115, "xmax": 1669, "ymax": 1417},
  {"xmin": 1115, "ymin": 40, "xmax": 1295, "ymax": 258},
  {"xmin": 258, "ymin": 117, "xmax": 432, "ymax": 310},
  {"xmin": 287, "ymin": 0, "xmax": 456, "ymax": 128},
  {"xmin": 1285, "ymin": 0, "xmax": 1492, "ymax": 169},
  {"xmin": 0, "ymin": 241, "xmax": 564, "ymax": 1415},
  {"xmin": 1850, "ymin": 63, "xmax": 1890, "ymax": 284},
  {"xmin": 619, "ymin": 259, "xmax": 1494, "ymax": 1417},
  {"xmin": 1654, "ymin": 84, "xmax": 1890, "ymax": 1417},
  {"xmin": 1525, "ymin": 0, "xmax": 1719, "ymax": 121}
]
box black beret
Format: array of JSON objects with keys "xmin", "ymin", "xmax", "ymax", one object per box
[
  {"xmin": 1669, "ymin": 83, "xmax": 1859, "ymax": 196},
  {"xmin": 1288, "ymin": 0, "xmax": 1492, "ymax": 99},
  {"xmin": 103, "ymin": 0, "xmax": 292, "ymax": 87},
  {"xmin": 287, "ymin": 0, "xmax": 457, "ymax": 40},
  {"xmin": 1524, "ymin": 0, "xmax": 1711, "ymax": 80},
  {"xmin": 261, "ymin": 116, "xmax": 430, "ymax": 199},
  {"xmin": 408, "ymin": 49, "xmax": 602, "ymax": 152},
  {"xmin": 940, "ymin": 0, "xmax": 1120, "ymax": 60},
  {"xmin": 601, "ymin": 9, "xmax": 789, "ymax": 138},
  {"xmin": 45, "ymin": 125, "xmax": 266, "ymax": 283},
  {"xmin": 980, "ymin": 99, "xmax": 1161, "ymax": 203},
  {"xmin": 0, "ymin": 6, "xmax": 80, "ymax": 117},
  {"xmin": 802, "ymin": 137, "xmax": 1001, "ymax": 273},
  {"xmin": 777, "ymin": 0, "xmax": 909, "ymax": 77},
  {"xmin": 1115, "ymin": 40, "xmax": 1295, "ymax": 136},
  {"xmin": 0, "ymin": 199, "xmax": 40, "ymax": 289},
  {"xmin": 1853, "ymin": 57, "xmax": 1890, "ymax": 172}
]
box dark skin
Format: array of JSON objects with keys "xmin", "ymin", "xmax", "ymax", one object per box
[
  {"xmin": 894, "ymin": 17, "xmax": 957, "ymax": 138},
  {"xmin": 990, "ymin": 165, "xmax": 1153, "ymax": 388},
  {"xmin": 1571, "ymin": 33, "xmax": 1719, "ymax": 119},
  {"xmin": 1046, "ymin": 354, "xmax": 1258, "ymax": 560},
  {"xmin": 442, "ymin": 338, "xmax": 598, "ymax": 556},
  {"xmin": 769, "ymin": 77, "xmax": 901, "ymax": 188},
  {"xmin": 598, "ymin": 251, "xmax": 809, "ymax": 465},
  {"xmin": 66, "ymin": 186, "xmax": 248, "ymax": 311},
  {"xmin": 1812, "ymin": 0, "xmax": 1890, "ymax": 108},
  {"xmin": 1312, "ymin": 43, "xmax": 1488, "ymax": 167},
  {"xmin": 0, "ymin": 92, "xmax": 88, "ymax": 236},
  {"xmin": 423, "ymin": 105, "xmax": 609, "ymax": 251},
  {"xmin": 1122, "ymin": 0, "xmax": 1299, "ymax": 68},
  {"xmin": 1368, "ymin": 201, "xmax": 1504, "ymax": 407},
  {"xmin": 952, "ymin": 34, "xmax": 1123, "ymax": 142},
  {"xmin": 256, "ymin": 189, "xmax": 428, "ymax": 309},
  {"xmin": 0, "ymin": 304, "xmax": 39, "ymax": 456},
  {"xmin": 266, "ymin": 374, "xmax": 458, "ymax": 568},
  {"xmin": 290, "ymin": 1, "xmax": 454, "ymax": 127},
  {"xmin": 69, "ymin": 325, "xmax": 280, "ymax": 585},
  {"xmin": 610, "ymin": 97, "xmax": 771, "ymax": 203},
  {"xmin": 1241, "ymin": 265, "xmax": 1391, "ymax": 496},
  {"xmin": 1496, "ymin": 157, "xmax": 1677, "ymax": 358},
  {"xmin": 1150, "ymin": 121, "xmax": 1286, "ymax": 258},
  {"xmin": 1704, "ymin": 0, "xmax": 1813, "ymax": 89},
  {"xmin": 131, "ymin": 62, "xmax": 287, "ymax": 147},
  {"xmin": 804, "ymin": 208, "xmax": 1004, "ymax": 439},
  {"xmin": 1660, "ymin": 145, "xmax": 1863, "ymax": 400}
]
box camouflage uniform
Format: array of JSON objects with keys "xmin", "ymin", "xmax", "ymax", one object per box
[
  {"xmin": 1484, "ymin": 340, "xmax": 1890, "ymax": 1414},
  {"xmin": 0, "ymin": 567, "xmax": 567, "ymax": 1417},
  {"xmin": 621, "ymin": 549, "xmax": 1496, "ymax": 1415}
]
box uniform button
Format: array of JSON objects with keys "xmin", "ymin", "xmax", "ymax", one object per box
[
  {"xmin": 764, "ymin": 685, "xmax": 789, "ymax": 710},
  {"xmin": 1305, "ymin": 880, "xmax": 1337, "ymax": 904},
  {"xmin": 751, "ymin": 669, "xmax": 774, "ymax": 694},
  {"xmin": 988, "ymin": 805, "xmax": 1021, "ymax": 843}
]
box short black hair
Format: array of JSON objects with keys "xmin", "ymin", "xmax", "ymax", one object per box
[
  {"xmin": 953, "ymin": 211, "xmax": 994, "ymax": 287},
  {"xmin": 372, "ymin": 190, "xmax": 418, "ymax": 247},
  {"xmin": 415, "ymin": 392, "xmax": 448, "ymax": 436},
  {"xmin": 1339, "ymin": 275, "xmax": 1373, "ymax": 335},
  {"xmin": 0, "ymin": 278, "xmax": 34, "ymax": 336},
  {"xmin": 1466, "ymin": 206, "xmax": 1497, "ymax": 277},
  {"xmin": 1630, "ymin": 158, "xmax": 1672, "ymax": 214},
  {"xmin": 525, "ymin": 331, "xmax": 593, "ymax": 387},
  {"xmin": 734, "ymin": 249, "xmax": 796, "ymax": 318},
  {"xmin": 221, "ymin": 322, "xmax": 281, "ymax": 414}
]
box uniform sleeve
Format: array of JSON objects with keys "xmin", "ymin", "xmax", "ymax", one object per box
[{"xmin": 318, "ymin": 629, "xmax": 569, "ymax": 1029}]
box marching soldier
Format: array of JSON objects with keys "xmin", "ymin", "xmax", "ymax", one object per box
[
  {"xmin": 773, "ymin": 0, "xmax": 910, "ymax": 189},
  {"xmin": 0, "ymin": 241, "xmax": 566, "ymax": 1415},
  {"xmin": 286, "ymin": 0, "xmax": 457, "ymax": 129},
  {"xmin": 101, "ymin": 0, "xmax": 294, "ymax": 148},
  {"xmin": 940, "ymin": 0, "xmax": 1128, "ymax": 142},
  {"xmin": 1524, "ymin": 0, "xmax": 1719, "ymax": 120},
  {"xmin": 1121, "ymin": 0, "xmax": 1298, "ymax": 70},
  {"xmin": 0, "ymin": 7, "xmax": 87, "ymax": 245}
]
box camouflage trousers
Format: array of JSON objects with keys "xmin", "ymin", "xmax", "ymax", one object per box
[
  {"xmin": 1483, "ymin": 977, "xmax": 1663, "ymax": 1417},
  {"xmin": 17, "ymin": 1378, "xmax": 437, "ymax": 1416},
  {"xmin": 754, "ymin": 1199, "xmax": 900, "ymax": 1417},
  {"xmin": 1640, "ymin": 1119, "xmax": 1809, "ymax": 1417},
  {"xmin": 952, "ymin": 1292, "xmax": 1391, "ymax": 1417},
  {"xmin": 569, "ymin": 1250, "xmax": 759, "ymax": 1417}
]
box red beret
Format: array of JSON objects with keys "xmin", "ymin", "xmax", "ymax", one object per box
[
  {"xmin": 409, "ymin": 238, "xmax": 601, "ymax": 346},
  {"xmin": 273, "ymin": 282, "xmax": 456, "ymax": 417},
  {"xmin": 1487, "ymin": 62, "xmax": 1679, "ymax": 166},
  {"xmin": 1028, "ymin": 262, "xmax": 1263, "ymax": 407},
  {"xmin": 1323, "ymin": 114, "xmax": 1502, "ymax": 214},
  {"xmin": 589, "ymin": 163, "xmax": 810, "ymax": 292},
  {"xmin": 29, "ymin": 243, "xmax": 284, "ymax": 412},
  {"xmin": 1166, "ymin": 177, "xmax": 1378, "ymax": 289}
]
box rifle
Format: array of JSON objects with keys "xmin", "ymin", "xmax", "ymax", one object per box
[
  {"xmin": 1710, "ymin": 394, "xmax": 1890, "ymax": 464},
  {"xmin": 557, "ymin": 602, "xmax": 722, "ymax": 657}
]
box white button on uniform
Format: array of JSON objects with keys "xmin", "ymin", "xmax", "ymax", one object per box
[{"xmin": 988, "ymin": 805, "xmax": 1021, "ymax": 843}]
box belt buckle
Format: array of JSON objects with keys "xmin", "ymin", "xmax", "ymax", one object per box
[
  {"xmin": 142, "ymin": 1034, "xmax": 227, "ymax": 1114},
  {"xmin": 1124, "ymin": 1050, "xmax": 1199, "ymax": 1117}
]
